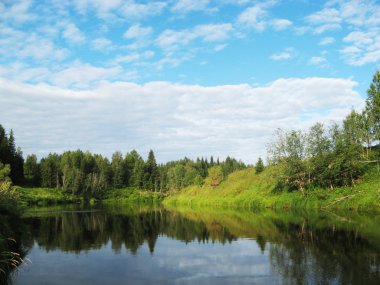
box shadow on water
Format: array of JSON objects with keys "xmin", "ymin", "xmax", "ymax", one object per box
[{"xmin": 6, "ymin": 204, "xmax": 380, "ymax": 284}]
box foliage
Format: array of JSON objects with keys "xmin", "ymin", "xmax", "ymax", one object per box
[
  {"xmin": 24, "ymin": 154, "xmax": 40, "ymax": 186},
  {"xmin": 17, "ymin": 187, "xmax": 79, "ymax": 206},
  {"xmin": 255, "ymin": 157, "xmax": 264, "ymax": 174},
  {"xmin": 164, "ymin": 165, "xmax": 380, "ymax": 213},
  {"xmin": 366, "ymin": 70, "xmax": 380, "ymax": 142},
  {"xmin": 208, "ymin": 165, "xmax": 224, "ymax": 187},
  {"xmin": 0, "ymin": 126, "xmax": 24, "ymax": 184}
]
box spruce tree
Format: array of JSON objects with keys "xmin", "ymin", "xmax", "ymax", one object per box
[{"xmin": 255, "ymin": 157, "xmax": 264, "ymax": 174}]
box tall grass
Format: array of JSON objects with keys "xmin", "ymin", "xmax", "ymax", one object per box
[{"xmin": 164, "ymin": 166, "xmax": 380, "ymax": 213}]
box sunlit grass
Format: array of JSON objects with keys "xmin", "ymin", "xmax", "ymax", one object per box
[{"xmin": 164, "ymin": 165, "xmax": 380, "ymax": 213}]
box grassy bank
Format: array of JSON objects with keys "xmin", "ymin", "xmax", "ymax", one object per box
[
  {"xmin": 16, "ymin": 186, "xmax": 164, "ymax": 206},
  {"xmin": 16, "ymin": 187, "xmax": 80, "ymax": 206},
  {"xmin": 102, "ymin": 187, "xmax": 164, "ymax": 204},
  {"xmin": 163, "ymin": 166, "xmax": 380, "ymax": 213}
]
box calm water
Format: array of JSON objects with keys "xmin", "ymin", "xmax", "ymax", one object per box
[{"xmin": 8, "ymin": 205, "xmax": 380, "ymax": 284}]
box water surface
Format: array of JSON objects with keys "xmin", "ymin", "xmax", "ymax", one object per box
[{"xmin": 10, "ymin": 205, "xmax": 380, "ymax": 284}]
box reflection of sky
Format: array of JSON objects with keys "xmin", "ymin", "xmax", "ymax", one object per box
[{"xmin": 14, "ymin": 237, "xmax": 281, "ymax": 285}]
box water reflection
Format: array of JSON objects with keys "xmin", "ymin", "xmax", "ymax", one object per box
[{"xmin": 11, "ymin": 206, "xmax": 380, "ymax": 284}]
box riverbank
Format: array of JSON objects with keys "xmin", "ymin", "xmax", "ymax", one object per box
[
  {"xmin": 163, "ymin": 166, "xmax": 380, "ymax": 213},
  {"xmin": 15, "ymin": 165, "xmax": 380, "ymax": 212},
  {"xmin": 16, "ymin": 186, "xmax": 164, "ymax": 206}
]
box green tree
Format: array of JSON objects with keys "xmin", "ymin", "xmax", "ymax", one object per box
[
  {"xmin": 40, "ymin": 153, "xmax": 61, "ymax": 188},
  {"xmin": 366, "ymin": 70, "xmax": 380, "ymax": 142},
  {"xmin": 167, "ymin": 164, "xmax": 185, "ymax": 191},
  {"xmin": 255, "ymin": 157, "xmax": 264, "ymax": 174},
  {"xmin": 24, "ymin": 154, "xmax": 40, "ymax": 186},
  {"xmin": 143, "ymin": 150, "xmax": 159, "ymax": 191},
  {"xmin": 208, "ymin": 165, "xmax": 224, "ymax": 187},
  {"xmin": 111, "ymin": 151, "xmax": 124, "ymax": 188},
  {"xmin": 268, "ymin": 129, "xmax": 308, "ymax": 191}
]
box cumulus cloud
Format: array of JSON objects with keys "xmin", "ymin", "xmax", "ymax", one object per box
[
  {"xmin": 308, "ymin": 56, "xmax": 328, "ymax": 67},
  {"xmin": 91, "ymin": 37, "xmax": 114, "ymax": 51},
  {"xmin": 62, "ymin": 23, "xmax": 85, "ymax": 44},
  {"xmin": 48, "ymin": 62, "xmax": 122, "ymax": 89},
  {"xmin": 171, "ymin": 0, "xmax": 210, "ymax": 14},
  {"xmin": 270, "ymin": 48, "xmax": 294, "ymax": 60},
  {"xmin": 0, "ymin": 77, "xmax": 363, "ymax": 163},
  {"xmin": 306, "ymin": 0, "xmax": 380, "ymax": 65},
  {"xmin": 124, "ymin": 23, "xmax": 153, "ymax": 39},
  {"xmin": 0, "ymin": 0, "xmax": 36, "ymax": 24},
  {"xmin": 319, "ymin": 37, "xmax": 335, "ymax": 45},
  {"xmin": 270, "ymin": 19, "xmax": 292, "ymax": 31},
  {"xmin": 120, "ymin": 1, "xmax": 167, "ymax": 19},
  {"xmin": 341, "ymin": 30, "xmax": 380, "ymax": 66},
  {"xmin": 237, "ymin": 2, "xmax": 292, "ymax": 32},
  {"xmin": 237, "ymin": 4, "xmax": 268, "ymax": 31},
  {"xmin": 156, "ymin": 23, "xmax": 233, "ymax": 51},
  {"xmin": 0, "ymin": 24, "xmax": 69, "ymax": 61}
]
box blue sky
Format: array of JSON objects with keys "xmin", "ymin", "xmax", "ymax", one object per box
[{"xmin": 0, "ymin": 0, "xmax": 379, "ymax": 163}]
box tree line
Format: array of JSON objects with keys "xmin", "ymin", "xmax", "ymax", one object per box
[
  {"xmin": 0, "ymin": 125, "xmax": 246, "ymax": 198},
  {"xmin": 267, "ymin": 71, "xmax": 380, "ymax": 192}
]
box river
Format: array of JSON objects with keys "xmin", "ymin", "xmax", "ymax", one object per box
[{"xmin": 8, "ymin": 204, "xmax": 380, "ymax": 284}]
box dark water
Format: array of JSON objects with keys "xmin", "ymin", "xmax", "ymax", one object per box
[{"xmin": 8, "ymin": 205, "xmax": 380, "ymax": 284}]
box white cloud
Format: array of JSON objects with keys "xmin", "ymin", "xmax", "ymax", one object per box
[
  {"xmin": 308, "ymin": 56, "xmax": 328, "ymax": 67},
  {"xmin": 156, "ymin": 23, "xmax": 233, "ymax": 51},
  {"xmin": 305, "ymin": 8, "xmax": 342, "ymax": 34},
  {"xmin": 270, "ymin": 48, "xmax": 294, "ymax": 60},
  {"xmin": 0, "ymin": 0, "xmax": 36, "ymax": 24},
  {"xmin": 48, "ymin": 62, "xmax": 122, "ymax": 89},
  {"xmin": 0, "ymin": 77, "xmax": 363, "ymax": 163},
  {"xmin": 171, "ymin": 0, "xmax": 210, "ymax": 13},
  {"xmin": 237, "ymin": 2, "xmax": 292, "ymax": 32},
  {"xmin": 237, "ymin": 4, "xmax": 268, "ymax": 31},
  {"xmin": 62, "ymin": 23, "xmax": 85, "ymax": 44},
  {"xmin": 270, "ymin": 19, "xmax": 292, "ymax": 31},
  {"xmin": 114, "ymin": 51, "xmax": 155, "ymax": 64},
  {"xmin": 124, "ymin": 24, "xmax": 153, "ymax": 39},
  {"xmin": 305, "ymin": 1, "xmax": 380, "ymax": 65},
  {"xmin": 120, "ymin": 1, "xmax": 166, "ymax": 19},
  {"xmin": 0, "ymin": 24, "xmax": 69, "ymax": 61},
  {"xmin": 214, "ymin": 44, "xmax": 227, "ymax": 52},
  {"xmin": 319, "ymin": 37, "xmax": 335, "ymax": 45},
  {"xmin": 73, "ymin": 0, "xmax": 123, "ymax": 15},
  {"xmin": 341, "ymin": 30, "xmax": 380, "ymax": 65},
  {"xmin": 306, "ymin": 8, "xmax": 341, "ymax": 25},
  {"xmin": 91, "ymin": 38, "xmax": 114, "ymax": 51}
]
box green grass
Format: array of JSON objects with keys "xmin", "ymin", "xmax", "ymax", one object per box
[
  {"xmin": 16, "ymin": 186, "xmax": 165, "ymax": 207},
  {"xmin": 163, "ymin": 166, "xmax": 380, "ymax": 213},
  {"xmin": 102, "ymin": 187, "xmax": 164, "ymax": 205},
  {"xmin": 16, "ymin": 187, "xmax": 80, "ymax": 206}
]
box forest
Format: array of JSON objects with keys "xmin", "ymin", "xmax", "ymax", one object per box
[
  {"xmin": 0, "ymin": 70, "xmax": 380, "ymax": 202},
  {"xmin": 0, "ymin": 125, "xmax": 246, "ymax": 199}
]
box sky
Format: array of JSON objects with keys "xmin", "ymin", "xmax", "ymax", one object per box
[{"xmin": 0, "ymin": 0, "xmax": 379, "ymax": 163}]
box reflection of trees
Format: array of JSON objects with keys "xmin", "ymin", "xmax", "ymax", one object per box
[
  {"xmin": 19, "ymin": 208, "xmax": 380, "ymax": 284},
  {"xmin": 269, "ymin": 222, "xmax": 380, "ymax": 285},
  {"xmin": 21, "ymin": 209, "xmax": 236, "ymax": 255}
]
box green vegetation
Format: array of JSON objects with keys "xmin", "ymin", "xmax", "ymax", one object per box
[
  {"xmin": 102, "ymin": 187, "xmax": 164, "ymax": 204},
  {"xmin": 164, "ymin": 165, "xmax": 380, "ymax": 212},
  {"xmin": 16, "ymin": 187, "xmax": 79, "ymax": 206},
  {"xmin": 1, "ymin": 70, "xmax": 380, "ymax": 214},
  {"xmin": 0, "ymin": 160, "xmax": 25, "ymax": 282}
]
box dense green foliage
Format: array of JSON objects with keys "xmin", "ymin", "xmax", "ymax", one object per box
[
  {"xmin": 267, "ymin": 71, "xmax": 380, "ymax": 192},
  {"xmin": 164, "ymin": 165, "xmax": 380, "ymax": 212},
  {"xmin": 0, "ymin": 125, "xmax": 23, "ymax": 184},
  {"xmin": 255, "ymin": 157, "xmax": 264, "ymax": 174},
  {"xmin": 0, "ymin": 124, "xmax": 246, "ymax": 199}
]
